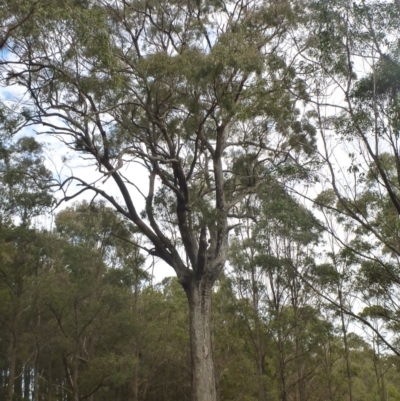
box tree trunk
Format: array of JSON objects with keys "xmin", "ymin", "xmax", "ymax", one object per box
[
  {"xmin": 7, "ymin": 337, "xmax": 17, "ymax": 401},
  {"xmin": 24, "ymin": 366, "xmax": 30, "ymax": 400},
  {"xmin": 132, "ymin": 277, "xmax": 140, "ymax": 401},
  {"xmin": 277, "ymin": 334, "xmax": 287, "ymax": 401},
  {"xmin": 186, "ymin": 278, "xmax": 217, "ymax": 401},
  {"xmin": 15, "ymin": 361, "xmax": 23, "ymax": 400},
  {"xmin": 372, "ymin": 338, "xmax": 386, "ymax": 401},
  {"xmin": 324, "ymin": 342, "xmax": 334, "ymax": 401},
  {"xmin": 72, "ymin": 365, "xmax": 79, "ymax": 401},
  {"xmin": 338, "ymin": 290, "xmax": 353, "ymax": 401},
  {"xmin": 33, "ymin": 345, "xmax": 40, "ymax": 401},
  {"xmin": 65, "ymin": 359, "xmax": 79, "ymax": 401},
  {"xmin": 296, "ymin": 358, "xmax": 307, "ymax": 401},
  {"xmin": 251, "ymin": 266, "xmax": 267, "ymax": 401},
  {"xmin": 47, "ymin": 361, "xmax": 53, "ymax": 401},
  {"xmin": 132, "ymin": 347, "xmax": 140, "ymax": 401},
  {"xmin": 256, "ymin": 354, "xmax": 267, "ymax": 401},
  {"xmin": 295, "ymin": 335, "xmax": 307, "ymax": 401}
]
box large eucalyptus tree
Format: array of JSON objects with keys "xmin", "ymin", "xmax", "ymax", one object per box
[{"xmin": 1, "ymin": 1, "xmax": 316, "ymax": 399}]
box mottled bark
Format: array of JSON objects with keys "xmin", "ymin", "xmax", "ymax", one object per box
[{"xmin": 187, "ymin": 278, "xmax": 217, "ymax": 401}]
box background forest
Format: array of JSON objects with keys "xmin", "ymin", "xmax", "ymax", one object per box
[
  {"xmin": 1, "ymin": 195, "xmax": 400, "ymax": 401},
  {"xmin": 2, "ymin": 0, "xmax": 400, "ymax": 400}
]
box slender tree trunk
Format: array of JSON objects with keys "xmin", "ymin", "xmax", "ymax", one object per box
[
  {"xmin": 73, "ymin": 363, "xmax": 79, "ymax": 401},
  {"xmin": 48, "ymin": 361, "xmax": 53, "ymax": 401},
  {"xmin": 255, "ymin": 353, "xmax": 267, "ymax": 401},
  {"xmin": 372, "ymin": 338, "xmax": 386, "ymax": 401},
  {"xmin": 66, "ymin": 360, "xmax": 79, "ymax": 401},
  {"xmin": 15, "ymin": 361, "xmax": 23, "ymax": 400},
  {"xmin": 251, "ymin": 266, "xmax": 267, "ymax": 401},
  {"xmin": 338, "ymin": 289, "xmax": 353, "ymax": 401},
  {"xmin": 291, "ymin": 285, "xmax": 306, "ymax": 401},
  {"xmin": 7, "ymin": 296, "xmax": 21, "ymax": 401},
  {"xmin": 33, "ymin": 344, "xmax": 40, "ymax": 401},
  {"xmin": 255, "ymin": 322, "xmax": 267, "ymax": 400},
  {"xmin": 7, "ymin": 336, "xmax": 17, "ymax": 401},
  {"xmin": 295, "ymin": 335, "xmax": 307, "ymax": 401},
  {"xmin": 294, "ymin": 317, "xmax": 306, "ymax": 401},
  {"xmin": 34, "ymin": 307, "xmax": 41, "ymax": 401},
  {"xmin": 132, "ymin": 277, "xmax": 140, "ymax": 401},
  {"xmin": 277, "ymin": 334, "xmax": 287, "ymax": 401},
  {"xmin": 132, "ymin": 347, "xmax": 140, "ymax": 401},
  {"xmin": 24, "ymin": 366, "xmax": 30, "ymax": 400},
  {"xmin": 72, "ymin": 366, "xmax": 79, "ymax": 401},
  {"xmin": 186, "ymin": 278, "xmax": 217, "ymax": 401},
  {"xmin": 324, "ymin": 342, "xmax": 334, "ymax": 401}
]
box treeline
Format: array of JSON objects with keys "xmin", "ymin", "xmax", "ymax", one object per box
[{"xmin": 1, "ymin": 201, "xmax": 400, "ymax": 401}]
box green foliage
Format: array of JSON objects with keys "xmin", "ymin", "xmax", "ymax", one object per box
[
  {"xmin": 0, "ymin": 136, "xmax": 54, "ymax": 220},
  {"xmin": 0, "ymin": 203, "xmax": 400, "ymax": 401}
]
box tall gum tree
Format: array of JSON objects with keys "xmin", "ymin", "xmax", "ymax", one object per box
[{"xmin": 1, "ymin": 1, "xmax": 316, "ymax": 399}]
